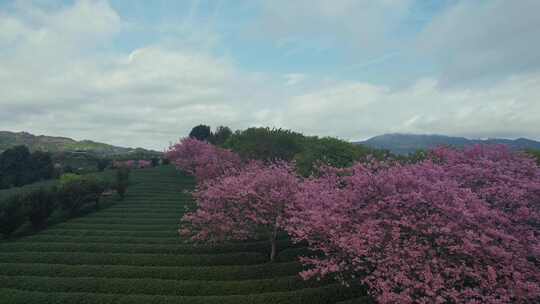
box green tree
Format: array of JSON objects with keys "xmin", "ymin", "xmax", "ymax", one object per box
[
  {"xmin": 224, "ymin": 127, "xmax": 304, "ymax": 161},
  {"xmin": 115, "ymin": 167, "xmax": 130, "ymax": 200},
  {"xmin": 0, "ymin": 195, "xmax": 26, "ymax": 238},
  {"xmin": 209, "ymin": 126, "xmax": 233, "ymax": 146},
  {"xmin": 295, "ymin": 137, "xmax": 380, "ymax": 176},
  {"xmin": 189, "ymin": 124, "xmax": 211, "ymax": 141}
]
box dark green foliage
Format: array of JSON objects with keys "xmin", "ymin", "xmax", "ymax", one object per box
[
  {"xmin": 189, "ymin": 124, "xmax": 212, "ymax": 141},
  {"xmin": 58, "ymin": 175, "xmax": 107, "ymax": 217},
  {"xmin": 209, "ymin": 126, "xmax": 233, "ymax": 146},
  {"xmin": 0, "ymin": 251, "xmax": 267, "ymax": 266},
  {"xmin": 0, "ymin": 195, "xmax": 26, "ymax": 238},
  {"xmin": 0, "ymin": 262, "xmax": 302, "ymax": 281},
  {"xmin": 224, "ymin": 127, "xmax": 304, "ymax": 161},
  {"xmin": 30, "ymin": 151, "xmax": 54, "ymax": 180},
  {"xmin": 115, "ymin": 167, "xmax": 130, "ymax": 200},
  {"xmin": 295, "ymin": 137, "xmax": 383, "ymax": 176},
  {"xmin": 23, "ymin": 188, "xmax": 57, "ymax": 230},
  {"xmin": 0, "ymin": 146, "xmax": 55, "ymax": 189},
  {"xmin": 151, "ymin": 157, "xmax": 160, "ymax": 167},
  {"xmin": 526, "ymin": 149, "xmax": 540, "ymax": 164},
  {"xmin": 0, "ymin": 284, "xmax": 365, "ymax": 304},
  {"xmin": 96, "ymin": 158, "xmax": 110, "ymax": 171}
]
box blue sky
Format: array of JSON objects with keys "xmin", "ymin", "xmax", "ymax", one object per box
[{"xmin": 0, "ymin": 0, "xmax": 539, "ymax": 149}]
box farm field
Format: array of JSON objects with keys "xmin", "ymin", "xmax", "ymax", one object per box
[{"xmin": 0, "ymin": 165, "xmax": 365, "ymax": 303}]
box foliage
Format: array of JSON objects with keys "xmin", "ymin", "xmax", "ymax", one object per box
[
  {"xmin": 96, "ymin": 158, "xmax": 110, "ymax": 172},
  {"xmin": 23, "ymin": 188, "xmax": 57, "ymax": 230},
  {"xmin": 0, "ymin": 194, "xmax": 26, "ymax": 238},
  {"xmin": 151, "ymin": 157, "xmax": 160, "ymax": 167},
  {"xmin": 166, "ymin": 138, "xmax": 242, "ymax": 183},
  {"xmin": 224, "ymin": 127, "xmax": 305, "ymax": 162},
  {"xmin": 209, "ymin": 126, "xmax": 233, "ymax": 146},
  {"xmin": 189, "ymin": 124, "xmax": 212, "ymax": 141},
  {"xmin": 115, "ymin": 167, "xmax": 130, "ymax": 200},
  {"xmin": 58, "ymin": 175, "xmax": 107, "ymax": 216},
  {"xmin": 180, "ymin": 161, "xmax": 299, "ymax": 261},
  {"xmin": 286, "ymin": 145, "xmax": 540, "ymax": 303},
  {"xmin": 294, "ymin": 137, "xmax": 384, "ymax": 176},
  {"xmin": 0, "ymin": 146, "xmax": 54, "ymax": 189},
  {"xmin": 527, "ymin": 149, "xmax": 540, "ymax": 164}
]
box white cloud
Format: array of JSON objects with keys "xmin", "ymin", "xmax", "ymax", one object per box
[
  {"xmin": 418, "ymin": 0, "xmax": 540, "ymax": 86},
  {"xmin": 276, "ymin": 74, "xmax": 540, "ymax": 141}
]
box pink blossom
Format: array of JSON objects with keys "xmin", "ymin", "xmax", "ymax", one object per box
[
  {"xmin": 165, "ymin": 138, "xmax": 242, "ymax": 182},
  {"xmin": 286, "ymin": 146, "xmax": 540, "ymax": 303}
]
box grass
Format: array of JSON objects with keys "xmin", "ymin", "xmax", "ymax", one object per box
[{"xmin": 0, "ymin": 165, "xmax": 367, "ymax": 303}]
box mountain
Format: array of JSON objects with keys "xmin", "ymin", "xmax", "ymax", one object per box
[
  {"xmin": 357, "ymin": 133, "xmax": 540, "ymax": 155},
  {"xmin": 0, "ymin": 131, "xmax": 160, "ymax": 156}
]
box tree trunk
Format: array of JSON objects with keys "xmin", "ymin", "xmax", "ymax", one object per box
[{"xmin": 269, "ymin": 225, "xmax": 278, "ymax": 262}]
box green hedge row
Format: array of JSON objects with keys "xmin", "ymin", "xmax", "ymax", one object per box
[
  {"xmin": 69, "ymin": 217, "xmax": 179, "ymax": 225},
  {"xmin": 53, "ymin": 223, "xmax": 174, "ymax": 231},
  {"xmin": 0, "ymin": 239, "xmax": 292, "ymax": 254},
  {"xmin": 40, "ymin": 229, "xmax": 179, "ymax": 237},
  {"xmin": 93, "ymin": 209, "xmax": 184, "ymax": 214},
  {"xmin": 0, "ymin": 262, "xmax": 302, "ymax": 281},
  {"xmin": 0, "ymin": 284, "xmax": 364, "ymax": 304},
  {"xmin": 0, "ymin": 275, "xmax": 326, "ymax": 296},
  {"xmin": 20, "ymin": 235, "xmax": 183, "ymax": 244},
  {"xmin": 0, "ymin": 251, "xmax": 267, "ymax": 266}
]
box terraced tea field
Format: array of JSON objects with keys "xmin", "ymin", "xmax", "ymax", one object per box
[{"xmin": 0, "ymin": 166, "xmax": 366, "ymax": 303}]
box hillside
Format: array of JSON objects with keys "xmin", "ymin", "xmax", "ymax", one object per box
[
  {"xmin": 0, "ymin": 131, "xmax": 159, "ymax": 157},
  {"xmin": 0, "ymin": 166, "xmax": 362, "ymax": 303},
  {"xmin": 358, "ymin": 133, "xmax": 540, "ymax": 155}
]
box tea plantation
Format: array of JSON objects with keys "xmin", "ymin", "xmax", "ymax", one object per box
[{"xmin": 0, "ymin": 166, "xmax": 367, "ymax": 303}]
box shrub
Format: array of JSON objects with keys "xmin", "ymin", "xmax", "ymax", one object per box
[
  {"xmin": 0, "ymin": 195, "xmax": 26, "ymax": 238},
  {"xmin": 151, "ymin": 157, "xmax": 160, "ymax": 167},
  {"xmin": 115, "ymin": 167, "xmax": 130, "ymax": 200},
  {"xmin": 23, "ymin": 188, "xmax": 57, "ymax": 230},
  {"xmin": 58, "ymin": 175, "xmax": 106, "ymax": 216}
]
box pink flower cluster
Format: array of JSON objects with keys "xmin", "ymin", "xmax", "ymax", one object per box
[
  {"xmin": 138, "ymin": 160, "xmax": 152, "ymax": 168},
  {"xmin": 171, "ymin": 138, "xmax": 540, "ymax": 303},
  {"xmin": 112, "ymin": 160, "xmax": 151, "ymax": 169},
  {"xmin": 287, "ymin": 145, "xmax": 540, "ymax": 303},
  {"xmin": 165, "ymin": 137, "xmax": 242, "ymax": 182}
]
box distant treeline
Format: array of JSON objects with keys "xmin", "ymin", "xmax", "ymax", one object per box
[
  {"xmin": 187, "ymin": 124, "xmax": 391, "ymax": 176},
  {"xmin": 0, "ymin": 145, "xmax": 163, "ymax": 190}
]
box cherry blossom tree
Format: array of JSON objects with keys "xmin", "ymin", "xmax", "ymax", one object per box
[
  {"xmin": 180, "ymin": 161, "xmax": 299, "ymax": 261},
  {"xmin": 286, "ymin": 146, "xmax": 540, "ymax": 303},
  {"xmin": 165, "ymin": 137, "xmax": 242, "ymax": 182}
]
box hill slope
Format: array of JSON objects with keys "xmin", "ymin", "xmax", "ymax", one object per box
[
  {"xmin": 0, "ymin": 166, "xmax": 365, "ymax": 303},
  {"xmin": 358, "ymin": 133, "xmax": 540, "ymax": 155},
  {"xmin": 0, "ymin": 131, "xmax": 157, "ymax": 156}
]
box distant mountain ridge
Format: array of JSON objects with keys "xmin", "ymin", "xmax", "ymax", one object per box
[
  {"xmin": 358, "ymin": 133, "xmax": 540, "ymax": 155},
  {"xmin": 0, "ymin": 131, "xmax": 159, "ymax": 156}
]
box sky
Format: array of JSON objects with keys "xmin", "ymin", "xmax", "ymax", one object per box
[{"xmin": 0, "ymin": 0, "xmax": 539, "ymax": 150}]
